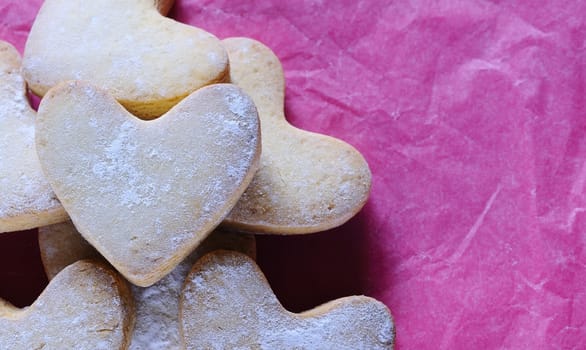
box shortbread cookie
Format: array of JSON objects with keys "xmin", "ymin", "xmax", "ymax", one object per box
[
  {"xmin": 38, "ymin": 221, "xmax": 256, "ymax": 279},
  {"xmin": 222, "ymin": 38, "xmax": 371, "ymax": 234},
  {"xmin": 23, "ymin": 0, "xmax": 228, "ymax": 119},
  {"xmin": 180, "ymin": 251, "xmax": 395, "ymax": 349},
  {"xmin": 36, "ymin": 81, "xmax": 260, "ymax": 286},
  {"xmin": 38, "ymin": 221, "xmax": 103, "ymax": 279},
  {"xmin": 38, "ymin": 221, "xmax": 255, "ymax": 350},
  {"xmin": 0, "ymin": 260, "xmax": 134, "ymax": 350},
  {"xmin": 0, "ymin": 40, "xmax": 67, "ymax": 233}
]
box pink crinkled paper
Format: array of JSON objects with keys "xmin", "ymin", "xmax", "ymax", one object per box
[{"xmin": 1, "ymin": 0, "xmax": 586, "ymax": 348}]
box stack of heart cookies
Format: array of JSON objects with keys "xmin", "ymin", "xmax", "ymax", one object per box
[{"xmin": 0, "ymin": 0, "xmax": 395, "ymax": 349}]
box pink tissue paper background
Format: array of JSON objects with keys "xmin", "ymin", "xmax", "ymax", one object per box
[{"xmin": 1, "ymin": 0, "xmax": 586, "ymax": 348}]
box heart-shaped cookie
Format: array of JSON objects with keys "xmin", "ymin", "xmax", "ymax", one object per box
[
  {"xmin": 38, "ymin": 221, "xmax": 256, "ymax": 350},
  {"xmin": 180, "ymin": 251, "xmax": 395, "ymax": 349},
  {"xmin": 23, "ymin": 0, "xmax": 228, "ymax": 119},
  {"xmin": 222, "ymin": 38, "xmax": 371, "ymax": 234},
  {"xmin": 0, "ymin": 260, "xmax": 134, "ymax": 349},
  {"xmin": 38, "ymin": 221, "xmax": 104, "ymax": 279},
  {"xmin": 0, "ymin": 40, "xmax": 67, "ymax": 233},
  {"xmin": 36, "ymin": 81, "xmax": 260, "ymax": 286}
]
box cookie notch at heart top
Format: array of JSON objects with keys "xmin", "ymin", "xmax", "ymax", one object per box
[
  {"xmin": 35, "ymin": 81, "xmax": 261, "ymax": 287},
  {"xmin": 180, "ymin": 251, "xmax": 395, "ymax": 349},
  {"xmin": 23, "ymin": 0, "xmax": 228, "ymax": 119},
  {"xmin": 0, "ymin": 40, "xmax": 67, "ymax": 233},
  {"xmin": 0, "ymin": 260, "xmax": 134, "ymax": 350},
  {"xmin": 222, "ymin": 38, "xmax": 372, "ymax": 235}
]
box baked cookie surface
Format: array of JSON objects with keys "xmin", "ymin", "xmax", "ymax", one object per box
[
  {"xmin": 36, "ymin": 81, "xmax": 260, "ymax": 286},
  {"xmin": 222, "ymin": 38, "xmax": 371, "ymax": 234},
  {"xmin": 38, "ymin": 221, "xmax": 256, "ymax": 350},
  {"xmin": 0, "ymin": 40, "xmax": 67, "ymax": 233},
  {"xmin": 0, "ymin": 260, "xmax": 134, "ymax": 350},
  {"xmin": 181, "ymin": 251, "xmax": 395, "ymax": 349},
  {"xmin": 23, "ymin": 0, "xmax": 228, "ymax": 118}
]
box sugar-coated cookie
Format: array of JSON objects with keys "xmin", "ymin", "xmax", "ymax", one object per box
[
  {"xmin": 38, "ymin": 221, "xmax": 255, "ymax": 350},
  {"xmin": 180, "ymin": 251, "xmax": 395, "ymax": 349},
  {"xmin": 23, "ymin": 0, "xmax": 229, "ymax": 119},
  {"xmin": 36, "ymin": 81, "xmax": 260, "ymax": 286},
  {"xmin": 0, "ymin": 260, "xmax": 134, "ymax": 350},
  {"xmin": 38, "ymin": 221, "xmax": 104, "ymax": 279},
  {"xmin": 0, "ymin": 40, "xmax": 67, "ymax": 233},
  {"xmin": 222, "ymin": 38, "xmax": 371, "ymax": 234}
]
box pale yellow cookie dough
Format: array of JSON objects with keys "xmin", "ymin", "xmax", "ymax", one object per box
[
  {"xmin": 36, "ymin": 81, "xmax": 260, "ymax": 286},
  {"xmin": 23, "ymin": 0, "xmax": 229, "ymax": 119},
  {"xmin": 181, "ymin": 251, "xmax": 395, "ymax": 349},
  {"xmin": 0, "ymin": 260, "xmax": 134, "ymax": 350},
  {"xmin": 222, "ymin": 38, "xmax": 372, "ymax": 234},
  {"xmin": 0, "ymin": 41, "xmax": 67, "ymax": 233},
  {"xmin": 39, "ymin": 221, "xmax": 256, "ymax": 350}
]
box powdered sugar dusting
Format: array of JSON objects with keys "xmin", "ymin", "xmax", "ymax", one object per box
[
  {"xmin": 181, "ymin": 252, "xmax": 394, "ymax": 349},
  {"xmin": 0, "ymin": 261, "xmax": 129, "ymax": 349},
  {"xmin": 38, "ymin": 82, "xmax": 259, "ymax": 285},
  {"xmin": 226, "ymin": 89, "xmax": 254, "ymax": 119},
  {"xmin": 0, "ymin": 44, "xmax": 64, "ymax": 231},
  {"xmin": 90, "ymin": 120, "xmax": 160, "ymax": 208},
  {"xmin": 129, "ymin": 265, "xmax": 186, "ymax": 350},
  {"xmin": 223, "ymin": 38, "xmax": 371, "ymax": 234},
  {"xmin": 128, "ymin": 233, "xmax": 256, "ymax": 349},
  {"xmin": 0, "ymin": 72, "xmax": 26, "ymax": 116},
  {"xmin": 38, "ymin": 221, "xmax": 255, "ymax": 349},
  {"xmin": 23, "ymin": 0, "xmax": 228, "ymax": 117}
]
